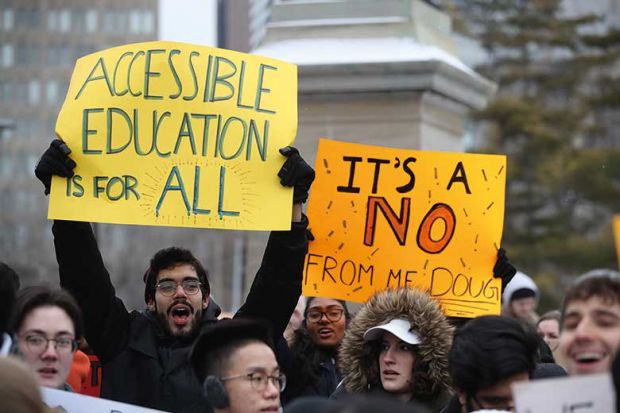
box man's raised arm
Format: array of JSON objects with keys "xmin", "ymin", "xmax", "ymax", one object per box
[
  {"xmin": 235, "ymin": 146, "xmax": 314, "ymax": 340},
  {"xmin": 36, "ymin": 139, "xmax": 131, "ymax": 361}
]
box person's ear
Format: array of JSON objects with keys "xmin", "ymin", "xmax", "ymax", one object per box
[
  {"xmin": 147, "ymin": 298, "xmax": 156, "ymax": 312},
  {"xmin": 202, "ymin": 295, "xmax": 209, "ymax": 310}
]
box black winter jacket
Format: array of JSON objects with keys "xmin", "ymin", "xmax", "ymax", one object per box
[
  {"xmin": 280, "ymin": 329, "xmax": 341, "ymax": 404},
  {"xmin": 52, "ymin": 218, "xmax": 309, "ymax": 412}
]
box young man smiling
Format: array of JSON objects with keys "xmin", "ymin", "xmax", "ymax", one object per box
[
  {"xmin": 558, "ymin": 269, "xmax": 620, "ymax": 376},
  {"xmin": 35, "ymin": 140, "xmax": 314, "ymax": 412}
]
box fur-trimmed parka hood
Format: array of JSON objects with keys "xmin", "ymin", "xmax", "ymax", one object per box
[{"xmin": 338, "ymin": 288, "xmax": 453, "ymax": 400}]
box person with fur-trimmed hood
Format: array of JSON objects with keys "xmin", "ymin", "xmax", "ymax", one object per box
[{"xmin": 334, "ymin": 288, "xmax": 453, "ymax": 411}]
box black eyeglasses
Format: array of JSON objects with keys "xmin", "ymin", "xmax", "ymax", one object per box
[
  {"xmin": 20, "ymin": 334, "xmax": 77, "ymax": 355},
  {"xmin": 220, "ymin": 372, "xmax": 286, "ymax": 392},
  {"xmin": 156, "ymin": 279, "xmax": 202, "ymax": 297},
  {"xmin": 306, "ymin": 308, "xmax": 344, "ymax": 323},
  {"xmin": 467, "ymin": 393, "xmax": 514, "ymax": 412}
]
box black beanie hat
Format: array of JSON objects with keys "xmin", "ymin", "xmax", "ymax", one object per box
[
  {"xmin": 190, "ymin": 318, "xmax": 273, "ymax": 383},
  {"xmin": 511, "ymin": 287, "xmax": 536, "ymax": 301}
]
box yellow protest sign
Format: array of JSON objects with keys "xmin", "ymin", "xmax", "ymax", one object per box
[
  {"xmin": 304, "ymin": 139, "xmax": 507, "ymax": 317},
  {"xmin": 49, "ymin": 41, "xmax": 297, "ymax": 230},
  {"xmin": 614, "ymin": 215, "xmax": 620, "ymax": 268}
]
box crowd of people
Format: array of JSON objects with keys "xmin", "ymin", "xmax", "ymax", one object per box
[{"xmin": 0, "ymin": 139, "xmax": 619, "ymax": 413}]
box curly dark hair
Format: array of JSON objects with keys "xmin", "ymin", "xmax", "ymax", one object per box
[{"xmin": 143, "ymin": 247, "xmax": 210, "ymax": 304}]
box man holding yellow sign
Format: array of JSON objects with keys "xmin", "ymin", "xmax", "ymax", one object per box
[
  {"xmin": 36, "ymin": 139, "xmax": 313, "ymax": 413},
  {"xmin": 34, "ymin": 41, "xmax": 314, "ymax": 413}
]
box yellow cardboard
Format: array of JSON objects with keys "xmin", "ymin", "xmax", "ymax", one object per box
[
  {"xmin": 303, "ymin": 139, "xmax": 507, "ymax": 317},
  {"xmin": 49, "ymin": 41, "xmax": 297, "ymax": 230}
]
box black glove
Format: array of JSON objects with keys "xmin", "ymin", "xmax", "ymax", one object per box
[
  {"xmin": 493, "ymin": 247, "xmax": 517, "ymax": 292},
  {"xmin": 34, "ymin": 139, "xmax": 76, "ymax": 195},
  {"xmin": 278, "ymin": 146, "xmax": 315, "ymax": 203}
]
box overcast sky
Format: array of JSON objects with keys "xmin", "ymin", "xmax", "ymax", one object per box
[{"xmin": 158, "ymin": 0, "xmax": 217, "ymax": 46}]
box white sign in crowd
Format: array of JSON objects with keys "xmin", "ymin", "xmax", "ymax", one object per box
[
  {"xmin": 512, "ymin": 373, "xmax": 615, "ymax": 413},
  {"xmin": 42, "ymin": 388, "xmax": 169, "ymax": 413}
]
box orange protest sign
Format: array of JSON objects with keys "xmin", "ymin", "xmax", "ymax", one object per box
[
  {"xmin": 614, "ymin": 215, "xmax": 620, "ymax": 269},
  {"xmin": 303, "ymin": 139, "xmax": 507, "ymax": 317}
]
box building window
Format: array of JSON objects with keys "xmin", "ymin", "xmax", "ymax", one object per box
[
  {"xmin": 1, "ymin": 44, "xmax": 13, "ymax": 67},
  {"xmin": 129, "ymin": 9, "xmax": 155, "ymax": 35},
  {"xmin": 103, "ymin": 11, "xmax": 114, "ymax": 32},
  {"xmin": 1, "ymin": 9, "xmax": 14, "ymax": 30},
  {"xmin": 46, "ymin": 44, "xmax": 73, "ymax": 67},
  {"xmin": 47, "ymin": 10, "xmax": 58, "ymax": 31},
  {"xmin": 86, "ymin": 9, "xmax": 97, "ymax": 33},
  {"xmin": 16, "ymin": 44, "xmax": 40, "ymax": 66},
  {"xmin": 15, "ymin": 117, "xmax": 41, "ymax": 138},
  {"xmin": 46, "ymin": 80, "xmax": 59, "ymax": 104},
  {"xmin": 72, "ymin": 9, "xmax": 84, "ymax": 32},
  {"xmin": 28, "ymin": 80, "xmax": 41, "ymax": 105},
  {"xmin": 15, "ymin": 8, "xmax": 40, "ymax": 29},
  {"xmin": 58, "ymin": 9, "xmax": 71, "ymax": 32},
  {"xmin": 0, "ymin": 81, "xmax": 13, "ymax": 102},
  {"xmin": 104, "ymin": 10, "xmax": 128, "ymax": 33},
  {"xmin": 143, "ymin": 10, "xmax": 155, "ymax": 34},
  {"xmin": 13, "ymin": 81, "xmax": 27, "ymax": 103},
  {"xmin": 129, "ymin": 10, "xmax": 141, "ymax": 34}
]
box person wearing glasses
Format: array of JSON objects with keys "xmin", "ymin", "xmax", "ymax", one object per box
[
  {"xmin": 8, "ymin": 286, "xmax": 83, "ymax": 390},
  {"xmin": 441, "ymin": 315, "xmax": 538, "ymax": 413},
  {"xmin": 34, "ymin": 140, "xmax": 315, "ymax": 412},
  {"xmin": 191, "ymin": 318, "xmax": 285, "ymax": 413},
  {"xmin": 335, "ymin": 288, "xmax": 453, "ymax": 410},
  {"xmin": 281, "ymin": 297, "xmax": 350, "ymax": 403}
]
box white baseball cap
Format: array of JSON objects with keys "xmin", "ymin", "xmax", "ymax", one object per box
[{"xmin": 363, "ymin": 318, "xmax": 421, "ymax": 345}]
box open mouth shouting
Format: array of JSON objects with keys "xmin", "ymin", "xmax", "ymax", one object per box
[{"xmin": 168, "ymin": 302, "xmax": 194, "ymax": 328}]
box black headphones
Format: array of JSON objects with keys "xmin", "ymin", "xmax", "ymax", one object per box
[{"xmin": 203, "ymin": 375, "xmax": 230, "ymax": 409}]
